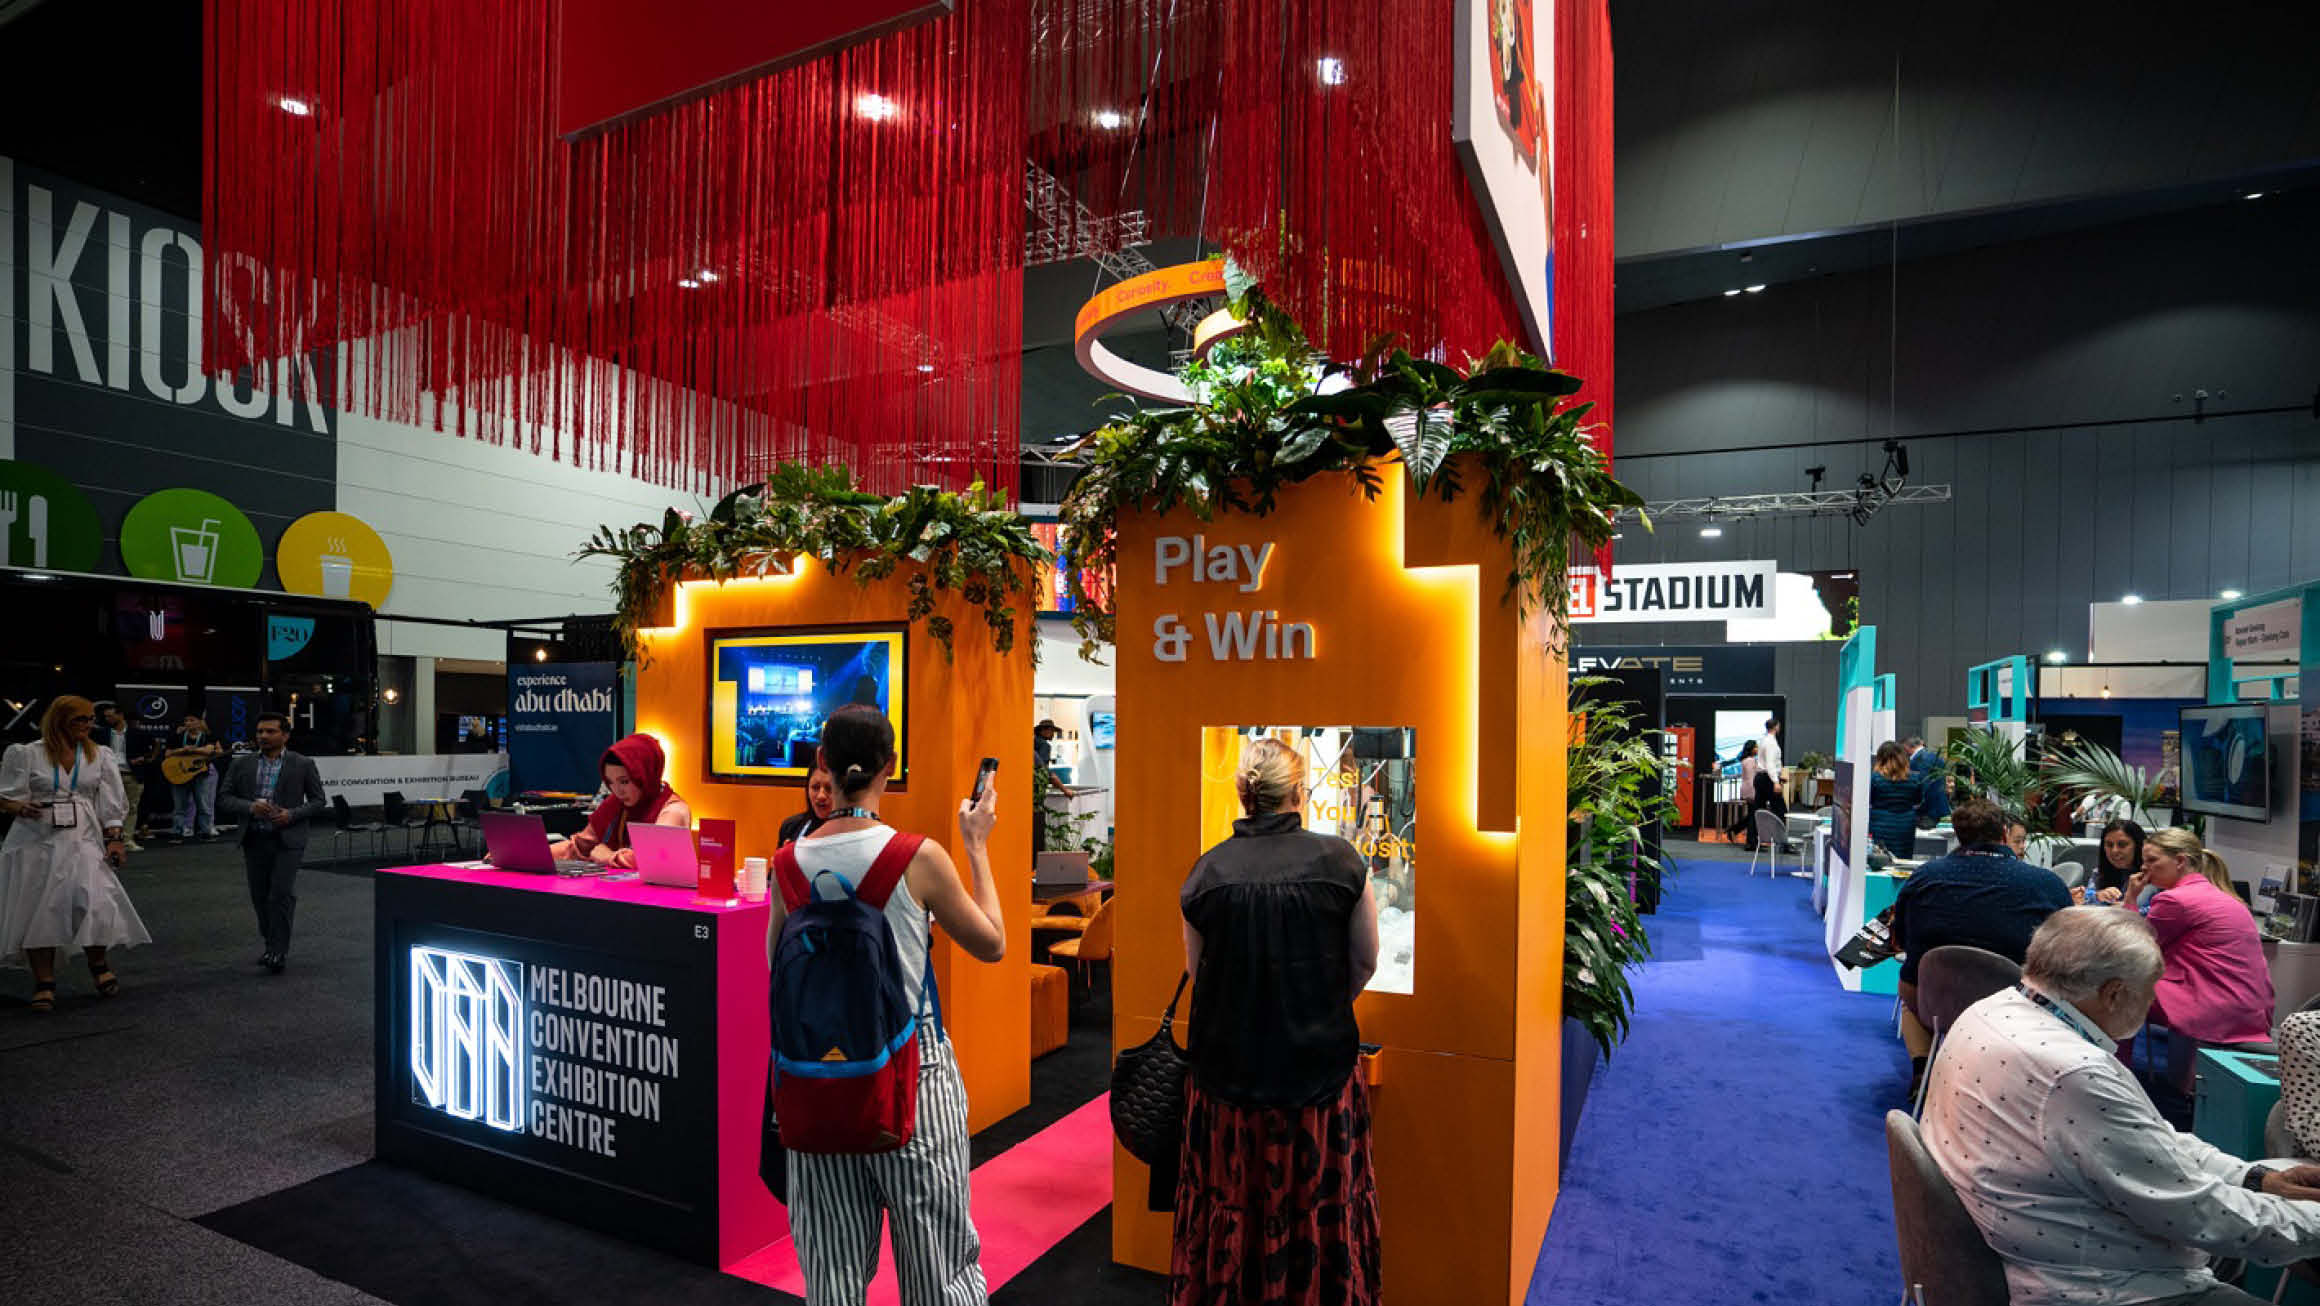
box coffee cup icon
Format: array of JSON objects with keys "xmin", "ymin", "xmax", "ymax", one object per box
[{"xmin": 319, "ymin": 536, "xmax": 354, "ymax": 598}]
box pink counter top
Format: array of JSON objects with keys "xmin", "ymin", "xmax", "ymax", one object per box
[{"xmin": 378, "ymin": 862, "xmax": 769, "ymax": 915}]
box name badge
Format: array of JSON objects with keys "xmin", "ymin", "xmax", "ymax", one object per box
[{"xmin": 47, "ymin": 799, "xmax": 78, "ymax": 829}]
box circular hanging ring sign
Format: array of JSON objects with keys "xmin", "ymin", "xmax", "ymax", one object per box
[{"xmin": 1073, "ymin": 261, "xmax": 1244, "ymax": 404}]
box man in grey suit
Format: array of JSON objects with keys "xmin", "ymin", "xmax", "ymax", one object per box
[{"xmin": 217, "ymin": 712, "xmax": 329, "ymax": 974}]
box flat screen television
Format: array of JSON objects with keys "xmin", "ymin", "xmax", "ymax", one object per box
[
  {"xmin": 1089, "ymin": 710, "xmax": 1116, "ymax": 750},
  {"xmin": 705, "ymin": 624, "xmax": 907, "ymax": 786},
  {"xmin": 2177, "ymin": 703, "xmax": 2268, "ymax": 823}
]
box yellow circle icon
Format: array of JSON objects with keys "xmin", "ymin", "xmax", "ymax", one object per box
[{"xmin": 276, "ymin": 511, "xmax": 395, "ymax": 607}]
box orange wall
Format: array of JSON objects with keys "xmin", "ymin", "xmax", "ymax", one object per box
[
  {"xmin": 631, "ymin": 561, "xmax": 1035, "ymax": 1131},
  {"xmin": 1108, "ymin": 472, "xmax": 1568, "ymax": 1301}
]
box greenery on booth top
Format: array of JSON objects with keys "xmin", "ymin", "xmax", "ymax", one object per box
[
  {"xmin": 1566, "ymin": 677, "xmax": 1678, "ymax": 1059},
  {"xmin": 1056, "ymin": 292, "xmax": 1646, "ymax": 660},
  {"xmin": 579, "ymin": 462, "xmax": 1049, "ymax": 666}
]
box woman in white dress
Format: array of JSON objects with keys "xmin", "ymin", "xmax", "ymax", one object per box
[{"xmin": 1, "ymin": 696, "xmax": 152, "ymax": 1011}]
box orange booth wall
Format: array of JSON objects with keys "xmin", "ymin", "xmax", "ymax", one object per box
[
  {"xmin": 630, "ymin": 562, "xmax": 1035, "ymax": 1132},
  {"xmin": 1108, "ymin": 470, "xmax": 1570, "ymax": 1304}
]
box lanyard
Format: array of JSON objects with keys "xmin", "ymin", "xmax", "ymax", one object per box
[
  {"xmin": 2017, "ymin": 983, "xmax": 2110, "ymax": 1051},
  {"xmin": 52, "ymin": 755, "xmax": 80, "ymax": 796},
  {"xmin": 836, "ymin": 807, "xmax": 879, "ymax": 822}
]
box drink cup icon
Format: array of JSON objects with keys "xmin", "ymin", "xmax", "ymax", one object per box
[
  {"xmin": 170, "ymin": 519, "xmax": 221, "ymax": 583},
  {"xmin": 320, "ymin": 537, "xmax": 354, "ymax": 598}
]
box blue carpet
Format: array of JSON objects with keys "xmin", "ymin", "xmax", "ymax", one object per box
[{"xmin": 1527, "ymin": 850, "xmax": 1907, "ymax": 1305}]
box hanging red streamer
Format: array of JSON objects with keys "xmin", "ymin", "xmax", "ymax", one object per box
[{"xmin": 204, "ymin": 0, "xmax": 1028, "ymax": 498}]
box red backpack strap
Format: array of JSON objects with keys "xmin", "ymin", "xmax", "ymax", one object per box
[
  {"xmin": 772, "ymin": 842, "xmax": 811, "ymax": 912},
  {"xmin": 855, "ymin": 832, "xmax": 926, "ymax": 908}
]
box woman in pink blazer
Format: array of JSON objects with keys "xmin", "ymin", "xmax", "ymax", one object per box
[{"xmin": 2138, "ymin": 827, "xmax": 2274, "ymax": 1047}]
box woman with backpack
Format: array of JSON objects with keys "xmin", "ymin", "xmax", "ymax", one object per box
[
  {"xmin": 1173, "ymin": 735, "xmax": 1383, "ymax": 1305},
  {"xmin": 765, "ymin": 704, "xmax": 1006, "ymax": 1304}
]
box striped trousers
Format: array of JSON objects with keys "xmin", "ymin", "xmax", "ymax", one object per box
[{"xmin": 788, "ymin": 1032, "xmax": 988, "ymax": 1305}]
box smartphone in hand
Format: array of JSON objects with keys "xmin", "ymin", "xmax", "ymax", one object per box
[{"xmin": 969, "ymin": 757, "xmax": 999, "ymax": 803}]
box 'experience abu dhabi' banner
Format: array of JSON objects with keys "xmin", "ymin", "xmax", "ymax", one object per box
[{"xmin": 508, "ymin": 662, "xmax": 621, "ymax": 795}]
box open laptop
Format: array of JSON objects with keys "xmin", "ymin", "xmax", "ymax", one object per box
[
  {"xmin": 481, "ymin": 811, "xmax": 599, "ymax": 875},
  {"xmin": 628, "ymin": 822, "xmax": 701, "ymax": 888},
  {"xmin": 1034, "ymin": 851, "xmax": 1093, "ymax": 890}
]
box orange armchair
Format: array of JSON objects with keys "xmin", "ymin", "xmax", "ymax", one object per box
[{"xmin": 1046, "ymin": 896, "xmax": 1115, "ymax": 986}]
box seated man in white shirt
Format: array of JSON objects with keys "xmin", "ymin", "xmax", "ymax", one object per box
[{"xmin": 1924, "ymin": 906, "xmax": 2320, "ymax": 1305}]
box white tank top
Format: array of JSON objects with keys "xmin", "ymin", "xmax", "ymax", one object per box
[{"xmin": 790, "ymin": 825, "xmax": 933, "ymax": 1016}]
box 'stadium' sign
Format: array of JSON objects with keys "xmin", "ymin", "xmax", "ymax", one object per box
[{"xmin": 1570, "ymin": 560, "xmax": 1779, "ymax": 624}]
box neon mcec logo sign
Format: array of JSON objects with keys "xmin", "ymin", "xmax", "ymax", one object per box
[{"xmin": 410, "ymin": 946, "xmax": 526, "ymax": 1132}]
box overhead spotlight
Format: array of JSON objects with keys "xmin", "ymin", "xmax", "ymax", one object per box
[
  {"xmin": 2219, "ymin": 588, "xmax": 2244, "ymax": 600},
  {"xmin": 1883, "ymin": 439, "xmax": 1910, "ymax": 477},
  {"xmin": 1805, "ymin": 464, "xmax": 1826, "ymax": 490},
  {"xmin": 1698, "ymin": 525, "xmax": 1724, "ymax": 539},
  {"xmin": 1744, "ymin": 284, "xmax": 1766, "ymax": 294},
  {"xmin": 2100, "ymin": 684, "xmax": 2112, "ymax": 699},
  {"xmin": 1722, "ymin": 288, "xmax": 1741, "ymax": 297},
  {"xmin": 854, "ymin": 92, "xmax": 899, "ymax": 121},
  {"xmin": 694, "ymin": 269, "xmax": 720, "ymax": 284},
  {"xmin": 1610, "ymin": 532, "xmax": 1624, "ymax": 541},
  {"xmin": 1316, "ymin": 57, "xmax": 1347, "ymax": 85},
  {"xmin": 533, "ymin": 647, "xmax": 549, "ymax": 662},
  {"xmin": 2121, "ymin": 593, "xmax": 2143, "ymax": 605},
  {"xmin": 382, "ymin": 687, "xmax": 402, "ymax": 704},
  {"xmin": 2244, "ymin": 191, "xmax": 2266, "ymax": 200},
  {"xmin": 678, "ymin": 277, "xmax": 702, "ymax": 289},
  {"xmin": 2044, "ymin": 650, "xmax": 2068, "ymax": 664},
  {"xmin": 1093, "ymin": 109, "xmax": 1126, "ymax": 130},
  {"xmin": 275, "ymin": 95, "xmax": 314, "ymax": 116}
]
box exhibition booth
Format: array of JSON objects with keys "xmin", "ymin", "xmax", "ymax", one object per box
[
  {"xmin": 1106, "ymin": 471, "xmax": 1572, "ymax": 1304},
  {"xmin": 372, "ymin": 558, "xmax": 1037, "ymax": 1272}
]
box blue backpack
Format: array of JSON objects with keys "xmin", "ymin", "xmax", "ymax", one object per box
[{"xmin": 768, "ymin": 832, "xmax": 935, "ymax": 1153}]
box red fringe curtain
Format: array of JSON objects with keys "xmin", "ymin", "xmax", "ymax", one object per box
[
  {"xmin": 204, "ymin": 0, "xmax": 1028, "ymax": 497},
  {"xmin": 203, "ymin": 0, "xmax": 1609, "ymax": 497}
]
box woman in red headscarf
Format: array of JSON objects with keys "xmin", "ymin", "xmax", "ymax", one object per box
[{"xmin": 551, "ymin": 734, "xmax": 692, "ymax": 869}]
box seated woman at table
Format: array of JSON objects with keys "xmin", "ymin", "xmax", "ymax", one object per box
[
  {"xmin": 2090, "ymin": 818, "xmax": 2145, "ymax": 903},
  {"xmin": 550, "ymin": 734, "xmax": 691, "ymax": 869},
  {"xmin": 776, "ymin": 763, "xmax": 837, "ymax": 846},
  {"xmin": 1867, "ymin": 742, "xmax": 1931, "ymax": 855},
  {"xmin": 2137, "ymin": 827, "xmax": 2273, "ymax": 1054}
]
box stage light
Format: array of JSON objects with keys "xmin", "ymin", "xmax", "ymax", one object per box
[
  {"xmin": 1699, "ymin": 525, "xmax": 1723, "ymax": 538},
  {"xmin": 855, "ymin": 93, "xmax": 899, "ymax": 121},
  {"xmin": 1317, "ymin": 57, "xmax": 1347, "ymax": 85},
  {"xmin": 1094, "ymin": 109, "xmax": 1126, "ymax": 129},
  {"xmin": 1744, "ymin": 284, "xmax": 1766, "ymax": 294},
  {"xmin": 2219, "ymin": 588, "xmax": 2243, "ymax": 600},
  {"xmin": 2121, "ymin": 593, "xmax": 2143, "ymax": 605},
  {"xmin": 695, "ymin": 269, "xmax": 720, "ymax": 284},
  {"xmin": 1723, "ymin": 289, "xmax": 1741, "ymax": 297},
  {"xmin": 2044, "ymin": 650, "xmax": 2067, "ymax": 664},
  {"xmin": 2244, "ymin": 191, "xmax": 2266, "ymax": 200},
  {"xmin": 678, "ymin": 277, "xmax": 702, "ymax": 290},
  {"xmin": 275, "ymin": 96, "xmax": 313, "ymax": 116}
]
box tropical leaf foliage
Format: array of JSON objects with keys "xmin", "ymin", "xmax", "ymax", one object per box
[
  {"xmin": 1565, "ymin": 676, "xmax": 1677, "ymax": 1059},
  {"xmin": 1056, "ymin": 292, "xmax": 1645, "ymax": 660},
  {"xmin": 580, "ymin": 463, "xmax": 1046, "ymax": 665}
]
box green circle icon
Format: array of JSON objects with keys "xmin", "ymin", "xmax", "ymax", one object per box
[
  {"xmin": 0, "ymin": 462, "xmax": 103, "ymax": 572},
  {"xmin": 120, "ymin": 489, "xmax": 263, "ymax": 588}
]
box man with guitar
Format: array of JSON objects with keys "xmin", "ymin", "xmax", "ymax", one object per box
[{"xmin": 165, "ymin": 711, "xmax": 223, "ymax": 840}]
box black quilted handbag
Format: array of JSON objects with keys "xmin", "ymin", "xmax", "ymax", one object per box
[{"xmin": 1110, "ymin": 973, "xmax": 1191, "ymax": 1166}]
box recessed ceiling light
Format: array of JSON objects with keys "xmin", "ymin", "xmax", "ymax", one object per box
[
  {"xmin": 1744, "ymin": 283, "xmax": 1766, "ymax": 293},
  {"xmin": 2121, "ymin": 593, "xmax": 2143, "ymax": 605},
  {"xmin": 1094, "ymin": 109, "xmax": 1126, "ymax": 130},
  {"xmin": 855, "ymin": 92, "xmax": 899, "ymax": 121},
  {"xmin": 276, "ymin": 96, "xmax": 313, "ymax": 116},
  {"xmin": 2244, "ymin": 191, "xmax": 2266, "ymax": 200},
  {"xmin": 916, "ymin": 363, "xmax": 935, "ymax": 373},
  {"xmin": 1723, "ymin": 288, "xmax": 1741, "ymax": 297},
  {"xmin": 1699, "ymin": 525, "xmax": 1723, "ymax": 538},
  {"xmin": 1610, "ymin": 532, "xmax": 1624, "ymax": 540},
  {"xmin": 1317, "ymin": 57, "xmax": 1347, "ymax": 85},
  {"xmin": 694, "ymin": 269, "xmax": 720, "ymax": 283},
  {"xmin": 677, "ymin": 277, "xmax": 702, "ymax": 289},
  {"xmin": 2044, "ymin": 650, "xmax": 2068, "ymax": 664},
  {"xmin": 533, "ymin": 647, "xmax": 548, "ymax": 662},
  {"xmin": 2219, "ymin": 588, "xmax": 2243, "ymax": 600}
]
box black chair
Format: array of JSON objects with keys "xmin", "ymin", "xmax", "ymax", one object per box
[
  {"xmin": 324, "ymin": 794, "xmax": 389, "ymax": 864},
  {"xmin": 381, "ymin": 791, "xmax": 432, "ymax": 858},
  {"xmin": 1885, "ymin": 1110, "xmax": 2010, "ymax": 1306},
  {"xmin": 452, "ymin": 788, "xmax": 495, "ymax": 853},
  {"xmin": 1911, "ymin": 946, "xmax": 2023, "ymax": 1117}
]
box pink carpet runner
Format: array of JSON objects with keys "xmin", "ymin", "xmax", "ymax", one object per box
[{"xmin": 727, "ymin": 1094, "xmax": 1116, "ymax": 1300}]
